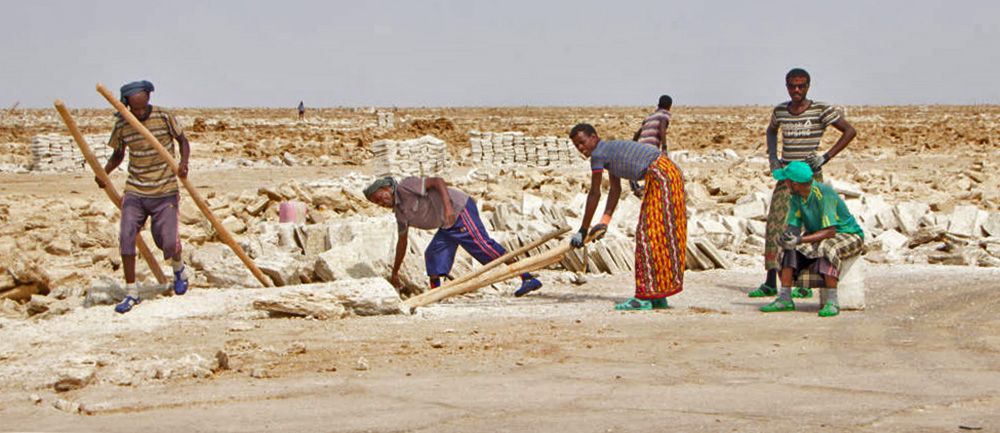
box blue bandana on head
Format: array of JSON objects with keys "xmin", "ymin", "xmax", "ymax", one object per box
[{"xmin": 120, "ymin": 80, "xmax": 154, "ymax": 106}]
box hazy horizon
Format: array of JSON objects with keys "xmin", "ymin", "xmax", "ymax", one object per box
[{"xmin": 3, "ymin": 0, "xmax": 998, "ymax": 109}]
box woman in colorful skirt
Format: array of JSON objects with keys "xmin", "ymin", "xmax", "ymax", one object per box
[{"xmin": 568, "ymin": 123, "xmax": 687, "ymax": 310}]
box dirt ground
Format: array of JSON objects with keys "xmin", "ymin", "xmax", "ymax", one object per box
[
  {"xmin": 1, "ymin": 106, "xmax": 999, "ymax": 432},
  {"xmin": 2, "ymin": 265, "xmax": 999, "ymax": 432}
]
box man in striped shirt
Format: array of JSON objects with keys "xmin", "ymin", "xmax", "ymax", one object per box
[
  {"xmin": 629, "ymin": 95, "xmax": 672, "ymax": 197},
  {"xmin": 748, "ymin": 68, "xmax": 857, "ymax": 299},
  {"xmin": 96, "ymin": 80, "xmax": 192, "ymax": 313},
  {"xmin": 633, "ymin": 94, "xmax": 672, "ymax": 150}
]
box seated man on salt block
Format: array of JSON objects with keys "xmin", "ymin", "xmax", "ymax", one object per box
[
  {"xmin": 760, "ymin": 161, "xmax": 864, "ymax": 317},
  {"xmin": 363, "ymin": 176, "xmax": 543, "ymax": 296}
]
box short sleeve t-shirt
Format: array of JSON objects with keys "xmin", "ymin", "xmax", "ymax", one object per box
[
  {"xmin": 786, "ymin": 181, "xmax": 864, "ymax": 239},
  {"xmin": 393, "ymin": 176, "xmax": 470, "ymax": 233},
  {"xmin": 589, "ymin": 140, "xmax": 662, "ymax": 181},
  {"xmin": 637, "ymin": 108, "xmax": 671, "ymax": 150},
  {"xmin": 768, "ymin": 101, "xmax": 843, "ymax": 161},
  {"xmin": 107, "ymin": 106, "xmax": 184, "ymax": 198}
]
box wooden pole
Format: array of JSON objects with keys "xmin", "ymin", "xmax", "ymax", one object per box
[
  {"xmin": 404, "ymin": 232, "xmax": 598, "ymax": 310},
  {"xmin": 53, "ymin": 100, "xmax": 168, "ymax": 284},
  {"xmin": 441, "ymin": 226, "xmax": 568, "ymax": 290},
  {"xmin": 95, "ymin": 84, "xmax": 271, "ymax": 287},
  {"xmin": 402, "ymin": 227, "xmax": 568, "ymax": 307},
  {"xmin": 404, "ymin": 245, "xmax": 571, "ymax": 309}
]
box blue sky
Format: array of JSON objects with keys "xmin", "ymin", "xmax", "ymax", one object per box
[{"xmin": 1, "ymin": 0, "xmax": 997, "ymax": 107}]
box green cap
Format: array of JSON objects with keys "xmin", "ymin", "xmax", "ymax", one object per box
[{"xmin": 773, "ymin": 161, "xmax": 813, "ymax": 183}]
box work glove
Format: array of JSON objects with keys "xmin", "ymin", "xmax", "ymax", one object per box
[
  {"xmin": 570, "ymin": 228, "xmax": 587, "ymax": 248},
  {"xmin": 629, "ymin": 180, "xmax": 645, "ymax": 198},
  {"xmin": 778, "ymin": 227, "xmax": 802, "ymax": 250},
  {"xmin": 804, "ymin": 153, "xmax": 827, "ymax": 171},
  {"xmin": 769, "ymin": 158, "xmax": 783, "ymax": 173},
  {"xmin": 588, "ymin": 224, "xmax": 608, "ymax": 242}
]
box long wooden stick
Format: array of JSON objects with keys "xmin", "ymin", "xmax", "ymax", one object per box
[
  {"xmin": 404, "ymin": 232, "xmax": 597, "ymax": 310},
  {"xmin": 402, "ymin": 227, "xmax": 568, "ymax": 307},
  {"xmin": 53, "ymin": 100, "xmax": 168, "ymax": 284},
  {"xmin": 95, "ymin": 84, "xmax": 271, "ymax": 287},
  {"xmin": 443, "ymin": 226, "xmax": 568, "ymax": 289},
  {"xmin": 404, "ymin": 245, "xmax": 570, "ymax": 309}
]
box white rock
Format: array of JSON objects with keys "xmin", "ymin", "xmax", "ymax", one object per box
[
  {"xmin": 747, "ymin": 220, "xmax": 767, "ymax": 237},
  {"xmin": 53, "ymin": 364, "xmax": 96, "ymax": 392},
  {"xmin": 355, "ymin": 357, "xmax": 370, "ymax": 371},
  {"xmin": 254, "ymin": 278, "xmax": 405, "ymax": 318},
  {"xmin": 948, "ymin": 205, "xmax": 980, "ymax": 238},
  {"xmin": 221, "ymin": 215, "xmax": 247, "ymax": 234},
  {"xmin": 732, "ymin": 199, "xmax": 766, "ymax": 220},
  {"xmin": 522, "ymin": 193, "xmax": 544, "ymax": 216},
  {"xmin": 820, "ymin": 255, "xmax": 866, "ymax": 310},
  {"xmin": 893, "ymin": 202, "xmax": 930, "ymax": 235},
  {"xmin": 189, "ymin": 243, "xmax": 261, "ymax": 288},
  {"xmin": 256, "ymin": 249, "xmax": 303, "ymax": 286},
  {"xmin": 314, "ymin": 249, "xmax": 380, "ymax": 281},
  {"xmin": 52, "ymin": 398, "xmax": 80, "ymax": 413},
  {"xmin": 876, "ymin": 229, "xmax": 909, "ymax": 253},
  {"xmin": 975, "ymin": 210, "xmax": 990, "ymax": 236},
  {"xmin": 983, "ymin": 212, "xmax": 1000, "ymax": 237},
  {"xmin": 295, "ymin": 224, "xmax": 330, "ymax": 256},
  {"xmin": 828, "ymin": 179, "xmax": 864, "ymax": 198}
]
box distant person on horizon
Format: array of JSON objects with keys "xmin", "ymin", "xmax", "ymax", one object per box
[
  {"xmin": 298, "ymin": 101, "xmax": 305, "ymax": 120},
  {"xmin": 629, "ymin": 94, "xmax": 673, "ymax": 197},
  {"xmin": 96, "ymin": 80, "xmax": 192, "ymax": 314},
  {"xmin": 748, "ymin": 68, "xmax": 857, "ymax": 301}
]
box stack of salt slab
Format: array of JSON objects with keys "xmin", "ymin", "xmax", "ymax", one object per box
[
  {"xmin": 371, "ymin": 135, "xmax": 450, "ymax": 178},
  {"xmin": 376, "ymin": 111, "xmax": 395, "ymax": 129},
  {"xmin": 30, "ymin": 133, "xmax": 112, "ymax": 172},
  {"xmin": 469, "ymin": 131, "xmax": 575, "ymax": 167}
]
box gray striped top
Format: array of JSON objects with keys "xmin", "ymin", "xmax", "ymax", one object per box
[{"xmin": 768, "ymin": 100, "xmax": 843, "ymax": 161}]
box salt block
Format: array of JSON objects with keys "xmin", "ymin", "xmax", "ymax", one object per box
[
  {"xmin": 947, "ymin": 205, "xmax": 979, "ymax": 238},
  {"xmin": 820, "ymin": 255, "xmax": 866, "ymax": 310},
  {"xmin": 279, "ymin": 201, "xmax": 308, "ymax": 224}
]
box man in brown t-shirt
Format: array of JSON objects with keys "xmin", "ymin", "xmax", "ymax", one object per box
[
  {"xmin": 364, "ymin": 176, "xmax": 543, "ymax": 296},
  {"xmin": 97, "ymin": 80, "xmax": 192, "ymax": 314}
]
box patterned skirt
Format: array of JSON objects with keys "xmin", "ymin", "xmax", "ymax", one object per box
[
  {"xmin": 763, "ymin": 172, "xmax": 823, "ymax": 270},
  {"xmin": 634, "ymin": 155, "xmax": 687, "ymax": 299},
  {"xmin": 783, "ymin": 232, "xmax": 864, "ymax": 287}
]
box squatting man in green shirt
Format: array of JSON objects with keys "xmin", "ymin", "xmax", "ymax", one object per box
[{"xmin": 760, "ymin": 161, "xmax": 865, "ymax": 317}]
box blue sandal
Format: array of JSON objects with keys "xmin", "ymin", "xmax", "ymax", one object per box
[
  {"xmin": 114, "ymin": 295, "xmax": 141, "ymax": 314},
  {"xmin": 174, "ymin": 267, "xmax": 189, "ymax": 296},
  {"xmin": 514, "ymin": 278, "xmax": 543, "ymax": 297}
]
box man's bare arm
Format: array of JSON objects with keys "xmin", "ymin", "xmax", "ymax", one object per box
[
  {"xmin": 823, "ymin": 118, "xmax": 857, "ymax": 162},
  {"xmin": 767, "ymin": 124, "xmax": 780, "ymax": 172},
  {"xmin": 580, "ymin": 171, "xmax": 604, "ymax": 232},
  {"xmin": 801, "ymin": 227, "xmax": 837, "ymax": 244}
]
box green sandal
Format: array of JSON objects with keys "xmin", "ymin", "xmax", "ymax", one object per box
[
  {"xmin": 818, "ymin": 302, "xmax": 840, "ymax": 317},
  {"xmin": 791, "ymin": 287, "xmax": 813, "ymax": 299},
  {"xmin": 748, "ymin": 284, "xmax": 777, "ymax": 298},
  {"xmin": 760, "ymin": 299, "xmax": 795, "ymax": 313},
  {"xmin": 615, "ymin": 298, "xmax": 652, "ymax": 311},
  {"xmin": 650, "ymin": 298, "xmax": 669, "ymax": 309}
]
